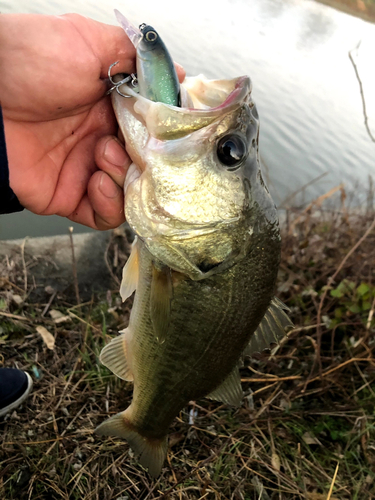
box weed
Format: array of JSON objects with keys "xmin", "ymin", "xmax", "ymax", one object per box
[{"xmin": 1, "ymin": 206, "xmax": 374, "ymax": 499}]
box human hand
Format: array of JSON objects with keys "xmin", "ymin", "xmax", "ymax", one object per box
[{"xmin": 0, "ymin": 14, "xmax": 185, "ymax": 229}]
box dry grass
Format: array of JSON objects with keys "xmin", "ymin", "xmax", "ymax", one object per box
[{"xmin": 1, "ymin": 200, "xmax": 375, "ymax": 499}]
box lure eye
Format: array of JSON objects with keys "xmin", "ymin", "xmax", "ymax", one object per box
[
  {"xmin": 145, "ymin": 30, "xmax": 158, "ymax": 42},
  {"xmin": 217, "ymin": 134, "xmax": 247, "ymax": 169}
]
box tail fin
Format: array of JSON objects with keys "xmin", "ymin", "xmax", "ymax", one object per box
[{"xmin": 95, "ymin": 409, "xmax": 168, "ymax": 477}]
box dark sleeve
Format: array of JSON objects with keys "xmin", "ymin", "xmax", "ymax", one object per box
[{"xmin": 0, "ymin": 106, "xmax": 24, "ymax": 214}]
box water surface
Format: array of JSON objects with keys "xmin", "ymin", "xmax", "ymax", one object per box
[{"xmin": 0, "ymin": 0, "xmax": 374, "ymax": 239}]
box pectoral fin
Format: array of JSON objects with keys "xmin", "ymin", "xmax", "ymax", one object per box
[
  {"xmin": 206, "ymin": 365, "xmax": 243, "ymax": 406},
  {"xmin": 99, "ymin": 328, "xmax": 133, "ymax": 381},
  {"xmin": 150, "ymin": 263, "xmax": 173, "ymax": 344},
  {"xmin": 120, "ymin": 237, "xmax": 140, "ymax": 302},
  {"xmin": 244, "ymin": 297, "xmax": 294, "ymax": 357}
]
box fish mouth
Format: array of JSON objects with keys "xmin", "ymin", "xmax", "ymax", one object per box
[
  {"xmin": 183, "ymin": 75, "xmax": 251, "ymax": 111},
  {"xmin": 116, "ymin": 75, "xmax": 252, "ymax": 140}
]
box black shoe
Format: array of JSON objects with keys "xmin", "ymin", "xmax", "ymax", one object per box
[{"xmin": 0, "ymin": 368, "xmax": 33, "ymax": 417}]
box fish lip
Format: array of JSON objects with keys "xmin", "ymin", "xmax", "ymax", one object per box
[
  {"xmin": 188, "ymin": 76, "xmax": 251, "ymax": 113},
  {"xmin": 118, "ymin": 76, "xmax": 251, "ymax": 114},
  {"xmin": 114, "ymin": 75, "xmax": 252, "ymax": 141}
]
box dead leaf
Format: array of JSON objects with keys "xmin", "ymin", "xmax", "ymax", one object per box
[
  {"xmin": 271, "ymin": 452, "xmax": 281, "ymax": 471},
  {"xmin": 302, "ymin": 431, "xmax": 322, "ymax": 446},
  {"xmin": 36, "ymin": 326, "xmax": 55, "ymax": 350},
  {"xmin": 10, "ymin": 293, "xmax": 23, "ymax": 306},
  {"xmin": 49, "ymin": 309, "xmax": 70, "ymax": 324}
]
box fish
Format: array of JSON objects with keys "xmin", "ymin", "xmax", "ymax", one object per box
[
  {"xmin": 114, "ymin": 10, "xmax": 180, "ymax": 106},
  {"xmin": 96, "ymin": 14, "xmax": 293, "ymax": 478}
]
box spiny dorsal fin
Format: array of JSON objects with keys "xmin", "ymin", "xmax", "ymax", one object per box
[
  {"xmin": 95, "ymin": 408, "xmax": 168, "ymax": 478},
  {"xmin": 244, "ymin": 297, "xmax": 294, "ymax": 357},
  {"xmin": 99, "ymin": 328, "xmax": 134, "ymax": 381},
  {"xmin": 120, "ymin": 237, "xmax": 140, "ymax": 302},
  {"xmin": 206, "ymin": 364, "xmax": 243, "ymax": 406},
  {"xmin": 150, "ymin": 263, "xmax": 173, "ymax": 344}
]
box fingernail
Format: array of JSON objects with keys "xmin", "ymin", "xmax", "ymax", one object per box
[
  {"xmin": 104, "ymin": 138, "xmax": 127, "ymax": 167},
  {"xmin": 99, "ymin": 173, "xmax": 120, "ymax": 199}
]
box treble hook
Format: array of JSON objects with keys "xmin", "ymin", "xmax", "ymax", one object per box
[{"xmin": 106, "ymin": 61, "xmax": 135, "ymax": 98}]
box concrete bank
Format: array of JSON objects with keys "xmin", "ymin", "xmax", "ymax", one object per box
[{"xmin": 0, "ymin": 231, "xmax": 115, "ymax": 300}]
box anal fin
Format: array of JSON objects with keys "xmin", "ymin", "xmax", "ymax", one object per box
[
  {"xmin": 99, "ymin": 328, "xmax": 133, "ymax": 381},
  {"xmin": 150, "ymin": 263, "xmax": 173, "ymax": 344},
  {"xmin": 206, "ymin": 365, "xmax": 243, "ymax": 406},
  {"xmin": 95, "ymin": 408, "xmax": 168, "ymax": 478},
  {"xmin": 244, "ymin": 297, "xmax": 294, "ymax": 357},
  {"xmin": 120, "ymin": 236, "xmax": 140, "ymax": 302}
]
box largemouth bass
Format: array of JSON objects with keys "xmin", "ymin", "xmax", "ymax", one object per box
[{"xmin": 96, "ymin": 18, "xmax": 293, "ymax": 478}]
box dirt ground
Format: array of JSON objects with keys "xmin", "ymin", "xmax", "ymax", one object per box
[{"xmin": 1, "ymin": 199, "xmax": 374, "ymax": 499}]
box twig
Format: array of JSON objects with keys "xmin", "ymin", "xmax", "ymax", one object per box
[
  {"xmin": 67, "ymin": 450, "xmax": 99, "ymax": 486},
  {"xmin": 68, "ymin": 227, "xmax": 80, "ymax": 306},
  {"xmin": 104, "ymin": 233, "xmax": 121, "ymax": 286},
  {"xmin": 288, "ymin": 184, "xmax": 344, "ymax": 235},
  {"xmin": 280, "ymin": 172, "xmax": 328, "ymax": 209},
  {"xmin": 0, "ymin": 311, "xmax": 30, "ymax": 322},
  {"xmin": 366, "ymin": 294, "xmax": 375, "ymax": 331},
  {"xmin": 241, "ymin": 375, "xmax": 302, "ymax": 383},
  {"xmin": 367, "ymin": 175, "xmax": 374, "ymax": 213},
  {"xmin": 349, "ymin": 44, "xmax": 375, "ymax": 143},
  {"xmin": 20, "ymin": 237, "xmax": 28, "ymax": 295},
  {"xmin": 300, "ymin": 357, "xmax": 375, "ymax": 392},
  {"xmin": 326, "ymin": 462, "xmax": 339, "ymax": 500},
  {"xmin": 0, "ymin": 278, "xmax": 25, "ymax": 293},
  {"xmin": 67, "ymin": 310, "xmax": 102, "ymax": 332},
  {"xmin": 4, "ymin": 437, "xmax": 67, "ymax": 445},
  {"xmin": 41, "ymin": 290, "xmax": 57, "ymax": 317},
  {"xmin": 292, "ymin": 323, "xmax": 327, "ymax": 333}
]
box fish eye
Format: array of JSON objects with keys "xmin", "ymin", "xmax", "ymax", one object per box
[
  {"xmin": 217, "ymin": 134, "xmax": 248, "ymax": 169},
  {"xmin": 145, "ymin": 30, "xmax": 158, "ymax": 42}
]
